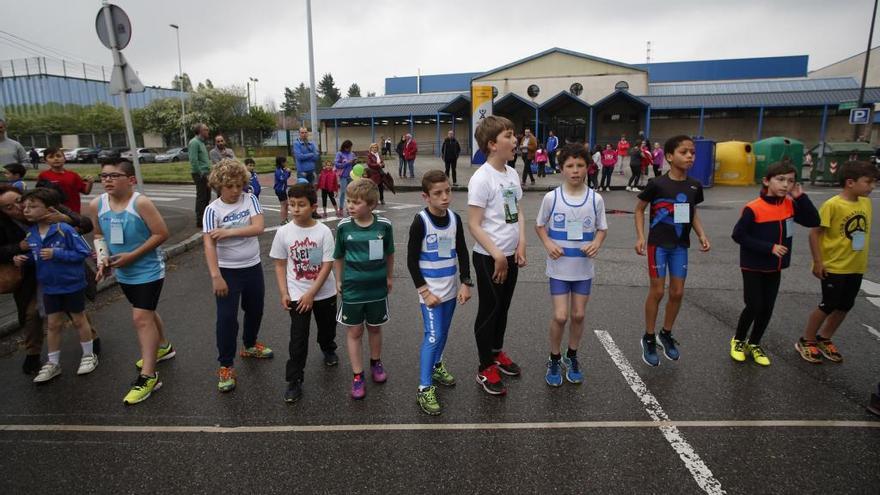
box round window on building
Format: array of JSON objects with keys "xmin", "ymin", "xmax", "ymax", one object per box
[
  {"xmin": 527, "ymin": 84, "xmax": 540, "ymax": 98},
  {"xmin": 492, "ymin": 86, "xmax": 498, "ymax": 99},
  {"xmin": 614, "ymin": 81, "xmax": 630, "ymax": 92},
  {"xmin": 570, "ymin": 83, "xmax": 583, "ymax": 96}
]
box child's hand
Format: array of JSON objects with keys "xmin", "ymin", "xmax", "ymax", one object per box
[
  {"xmin": 582, "ymin": 241, "xmax": 600, "ymax": 258},
  {"xmin": 211, "ymin": 274, "xmax": 228, "ymax": 297},
  {"xmin": 544, "ymin": 241, "xmax": 563, "ymax": 260},
  {"xmin": 699, "ymin": 235, "xmax": 711, "ymax": 252},
  {"xmin": 208, "ymin": 229, "xmax": 230, "ymax": 240},
  {"xmin": 771, "ymin": 244, "xmax": 789, "ymax": 258},
  {"xmin": 280, "ymin": 293, "xmax": 291, "ymax": 311},
  {"xmin": 492, "ymin": 254, "xmax": 509, "ymax": 283},
  {"xmin": 19, "ymin": 240, "xmax": 29, "ymax": 251},
  {"xmin": 812, "ymin": 261, "xmax": 827, "ymax": 279},
  {"xmin": 109, "ymin": 252, "xmax": 134, "ymax": 268},
  {"xmin": 386, "ymin": 277, "xmax": 393, "ymax": 293},
  {"xmin": 13, "ymin": 254, "xmax": 28, "ymax": 266},
  {"xmin": 96, "ymin": 263, "xmax": 108, "ymax": 282},
  {"xmin": 515, "ymin": 244, "xmax": 527, "ymax": 268},
  {"xmin": 336, "ymin": 280, "xmax": 342, "ymax": 294},
  {"xmin": 296, "ymin": 291, "xmax": 315, "ymax": 313},
  {"xmin": 635, "ymin": 238, "xmax": 647, "ymax": 256},
  {"xmin": 423, "ymin": 291, "xmax": 441, "ymax": 308},
  {"xmin": 790, "ymin": 182, "xmax": 803, "ymax": 199},
  {"xmin": 39, "ymin": 248, "xmax": 54, "ymax": 260},
  {"xmin": 457, "ymin": 284, "xmax": 471, "ymax": 305}
]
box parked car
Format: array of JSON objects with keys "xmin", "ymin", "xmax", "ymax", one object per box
[
  {"xmin": 155, "ymin": 147, "xmax": 189, "ymax": 163},
  {"xmin": 76, "ymin": 148, "xmax": 99, "ymax": 163},
  {"xmin": 66, "ymin": 147, "xmax": 91, "ymax": 162},
  {"xmin": 97, "ymin": 147, "xmax": 128, "ymax": 163},
  {"xmin": 121, "ymin": 148, "xmax": 158, "ymax": 163}
]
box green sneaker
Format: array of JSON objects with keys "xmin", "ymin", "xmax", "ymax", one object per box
[
  {"xmin": 240, "ymin": 342, "xmax": 274, "ymax": 359},
  {"xmin": 417, "ymin": 386, "xmax": 441, "ymax": 415},
  {"xmin": 217, "ymin": 366, "xmax": 236, "ymax": 392},
  {"xmin": 431, "ymin": 361, "xmax": 456, "ymax": 386},
  {"xmin": 123, "ymin": 373, "xmax": 162, "ymax": 405},
  {"xmin": 135, "ymin": 342, "xmax": 176, "ymax": 370}
]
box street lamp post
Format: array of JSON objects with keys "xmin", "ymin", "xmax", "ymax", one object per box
[
  {"xmin": 249, "ymin": 77, "xmax": 259, "ymax": 110},
  {"xmin": 169, "ymin": 23, "xmax": 185, "ymax": 146}
]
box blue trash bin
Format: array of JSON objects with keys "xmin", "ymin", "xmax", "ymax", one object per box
[{"xmin": 688, "ymin": 139, "xmax": 716, "ymax": 188}]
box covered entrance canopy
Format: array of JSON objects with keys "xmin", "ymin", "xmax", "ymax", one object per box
[
  {"xmin": 539, "ymin": 91, "xmax": 591, "ymax": 144},
  {"xmin": 493, "ymin": 92, "xmax": 539, "ymax": 136},
  {"xmin": 591, "ymin": 90, "xmax": 650, "ymax": 147}
]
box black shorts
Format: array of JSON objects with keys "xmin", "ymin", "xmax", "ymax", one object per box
[
  {"xmin": 818, "ymin": 273, "xmax": 863, "ymax": 314},
  {"xmin": 275, "ymin": 190, "xmax": 288, "ymax": 201},
  {"xmin": 43, "ymin": 290, "xmax": 86, "ymax": 315},
  {"xmin": 119, "ymin": 278, "xmax": 164, "ymax": 311}
]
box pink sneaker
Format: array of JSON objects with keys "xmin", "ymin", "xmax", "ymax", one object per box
[
  {"xmin": 371, "ymin": 360, "xmax": 387, "ymax": 383},
  {"xmin": 351, "ymin": 373, "xmax": 365, "ymax": 400}
]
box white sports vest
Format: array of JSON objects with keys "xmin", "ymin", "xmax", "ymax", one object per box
[
  {"xmin": 418, "ymin": 210, "xmax": 458, "ymax": 303},
  {"xmin": 545, "ymin": 187, "xmax": 598, "ymax": 281}
]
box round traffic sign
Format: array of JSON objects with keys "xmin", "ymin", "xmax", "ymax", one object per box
[{"xmin": 96, "ymin": 4, "xmax": 132, "ymax": 50}]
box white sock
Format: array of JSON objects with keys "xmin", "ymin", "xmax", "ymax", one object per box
[
  {"xmin": 418, "ymin": 385, "xmax": 429, "ymax": 392},
  {"xmin": 81, "ymin": 340, "xmax": 93, "ymax": 356},
  {"xmin": 47, "ymin": 351, "xmax": 60, "ymax": 365}
]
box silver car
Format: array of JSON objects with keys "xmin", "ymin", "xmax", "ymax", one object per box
[
  {"xmin": 121, "ymin": 148, "xmax": 158, "ymax": 163},
  {"xmin": 155, "ymin": 147, "xmax": 189, "ymax": 163}
]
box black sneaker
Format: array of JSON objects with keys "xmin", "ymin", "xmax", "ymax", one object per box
[
  {"xmin": 22, "ymin": 354, "xmax": 41, "ymax": 375},
  {"xmin": 92, "ymin": 337, "xmax": 102, "ymax": 356},
  {"xmin": 285, "ymin": 381, "xmax": 303, "ymax": 403},
  {"xmin": 323, "ymin": 351, "xmax": 339, "ymax": 367},
  {"xmin": 656, "ymin": 330, "xmax": 680, "ymax": 361}
]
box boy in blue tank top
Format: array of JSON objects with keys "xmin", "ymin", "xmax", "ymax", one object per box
[
  {"xmin": 91, "ymin": 160, "xmax": 175, "ymax": 405},
  {"xmin": 406, "ymin": 170, "xmax": 472, "ymax": 415},
  {"xmin": 535, "ymin": 144, "xmax": 607, "ymax": 387}
]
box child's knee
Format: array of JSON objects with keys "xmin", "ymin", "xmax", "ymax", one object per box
[
  {"xmin": 552, "ymin": 312, "xmax": 568, "ymax": 327},
  {"xmin": 347, "ymin": 325, "xmax": 364, "ymax": 338},
  {"xmin": 668, "ymin": 285, "xmax": 685, "ymax": 302},
  {"xmin": 570, "ymin": 310, "xmax": 585, "ymax": 325},
  {"xmin": 366, "ymin": 325, "xmax": 382, "ymax": 335}
]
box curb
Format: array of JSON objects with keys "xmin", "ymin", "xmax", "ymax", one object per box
[{"xmin": 0, "ymin": 232, "xmax": 204, "ymax": 340}]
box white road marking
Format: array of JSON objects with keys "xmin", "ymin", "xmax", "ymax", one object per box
[
  {"xmin": 868, "ymin": 297, "xmax": 880, "ymax": 309},
  {"xmin": 0, "ymin": 420, "xmax": 877, "ymax": 434},
  {"xmin": 861, "ymin": 279, "xmax": 880, "ymax": 296},
  {"xmin": 863, "ymin": 324, "xmax": 880, "ymax": 340},
  {"xmin": 594, "ymin": 329, "xmax": 725, "ymax": 495}
]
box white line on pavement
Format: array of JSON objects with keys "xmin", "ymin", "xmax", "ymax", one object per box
[
  {"xmin": 0, "ymin": 420, "xmax": 877, "ymax": 434},
  {"xmin": 861, "ymin": 279, "xmax": 880, "ymax": 296},
  {"xmin": 868, "ymin": 297, "xmax": 880, "ymax": 309},
  {"xmin": 594, "ymin": 330, "xmax": 725, "ymax": 495},
  {"xmin": 863, "ymin": 324, "xmax": 880, "ymax": 340}
]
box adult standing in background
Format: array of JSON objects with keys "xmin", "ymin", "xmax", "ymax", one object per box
[
  {"xmin": 440, "ymin": 130, "xmax": 461, "ymax": 186},
  {"xmin": 0, "ymin": 119, "xmax": 28, "ymax": 166},
  {"xmin": 403, "ymin": 133, "xmax": 418, "ymax": 179},
  {"xmin": 209, "ymin": 134, "xmax": 235, "ymax": 164},
  {"xmin": 189, "ymin": 123, "xmax": 212, "ymax": 229},
  {"xmin": 384, "ymin": 137, "xmax": 392, "ymax": 157},
  {"xmin": 396, "ymin": 136, "xmax": 407, "ymax": 178},
  {"xmin": 616, "ymin": 134, "xmax": 630, "ymax": 175},
  {"xmin": 28, "ymin": 148, "xmax": 40, "ymax": 170},
  {"xmin": 293, "ymin": 126, "xmax": 318, "ymax": 184},
  {"xmin": 334, "ymin": 140, "xmax": 357, "ymax": 211},
  {"xmin": 520, "ymin": 128, "xmax": 537, "ymax": 185},
  {"xmin": 366, "ymin": 142, "xmax": 386, "ymax": 205},
  {"xmin": 546, "ymin": 130, "xmax": 559, "ymax": 173}
]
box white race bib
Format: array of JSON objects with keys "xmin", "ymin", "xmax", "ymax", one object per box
[
  {"xmin": 369, "ymin": 239, "xmax": 383, "ymax": 260},
  {"xmin": 785, "ymin": 218, "xmax": 794, "ymax": 238},
  {"xmin": 673, "ymin": 203, "xmax": 690, "ymax": 224},
  {"xmin": 109, "ymin": 219, "xmax": 124, "ymax": 244},
  {"xmin": 437, "ymin": 237, "xmax": 452, "ymax": 258},
  {"xmin": 566, "ymin": 218, "xmax": 583, "ymax": 240},
  {"xmin": 852, "ymin": 231, "xmax": 866, "ymax": 251}
]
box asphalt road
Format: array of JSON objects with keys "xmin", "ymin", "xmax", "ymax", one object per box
[{"xmin": 1, "ymin": 184, "xmax": 878, "ymax": 494}]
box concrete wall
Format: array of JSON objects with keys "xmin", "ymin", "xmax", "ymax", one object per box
[
  {"xmin": 61, "ymin": 134, "xmax": 78, "ymax": 149},
  {"xmin": 143, "ymin": 133, "xmax": 164, "ymax": 149}
]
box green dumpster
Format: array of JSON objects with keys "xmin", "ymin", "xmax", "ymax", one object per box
[
  {"xmin": 753, "ymin": 137, "xmax": 804, "ymax": 182},
  {"xmin": 808, "ymin": 142, "xmax": 875, "ymax": 185}
]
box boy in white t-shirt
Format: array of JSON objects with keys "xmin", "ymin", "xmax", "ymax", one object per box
[
  {"xmin": 270, "ymin": 183, "xmax": 338, "ymax": 403},
  {"xmin": 202, "ymin": 159, "xmax": 271, "ymax": 393},
  {"xmin": 467, "ymin": 116, "xmax": 527, "ymax": 396},
  {"xmin": 535, "ymin": 143, "xmax": 607, "ymax": 387}
]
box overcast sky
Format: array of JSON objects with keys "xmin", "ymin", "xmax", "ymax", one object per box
[{"xmin": 1, "ymin": 0, "xmax": 878, "ymax": 107}]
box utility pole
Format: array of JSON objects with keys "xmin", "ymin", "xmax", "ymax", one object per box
[
  {"xmin": 306, "ymin": 0, "xmax": 320, "ymax": 153},
  {"xmin": 169, "ymin": 24, "xmax": 185, "ymax": 147},
  {"xmin": 855, "ymin": 0, "xmax": 878, "ymax": 141}
]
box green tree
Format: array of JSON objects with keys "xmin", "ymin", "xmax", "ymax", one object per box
[
  {"xmin": 347, "ymin": 83, "xmax": 361, "ymax": 97},
  {"xmin": 281, "ymin": 82, "xmax": 310, "ymax": 119},
  {"xmin": 77, "ymin": 103, "xmax": 124, "ymax": 135},
  {"xmin": 366, "ymin": 91, "xmax": 376, "ymax": 97},
  {"xmin": 317, "ymin": 73, "xmax": 341, "ymax": 107},
  {"xmin": 171, "ymin": 73, "xmax": 193, "ymax": 92}
]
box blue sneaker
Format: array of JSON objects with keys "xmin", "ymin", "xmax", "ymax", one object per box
[
  {"xmin": 562, "ymin": 355, "xmax": 584, "ymax": 384},
  {"xmin": 641, "ymin": 335, "xmax": 660, "ymax": 367},
  {"xmin": 545, "ymin": 358, "xmax": 563, "ymax": 387},
  {"xmin": 656, "ymin": 330, "xmax": 680, "ymax": 361}
]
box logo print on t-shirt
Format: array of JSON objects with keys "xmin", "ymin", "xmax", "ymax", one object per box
[
  {"xmin": 843, "ymin": 214, "xmax": 867, "ymax": 240},
  {"xmin": 553, "ymin": 213, "xmax": 565, "ymax": 229},
  {"xmin": 289, "ymin": 237, "xmax": 320, "ymax": 281}
]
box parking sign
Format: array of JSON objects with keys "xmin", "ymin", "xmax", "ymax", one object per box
[{"xmin": 849, "ymin": 107, "xmax": 871, "ymax": 125}]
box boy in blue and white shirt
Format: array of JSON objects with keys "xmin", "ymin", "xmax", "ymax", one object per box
[
  {"xmin": 406, "ymin": 170, "xmax": 472, "ymax": 415},
  {"xmin": 535, "ymin": 143, "xmax": 607, "ymax": 387}
]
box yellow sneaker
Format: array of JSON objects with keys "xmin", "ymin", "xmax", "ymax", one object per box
[
  {"xmin": 750, "ymin": 344, "xmax": 771, "ymax": 366},
  {"xmin": 730, "ymin": 338, "xmax": 747, "ymax": 362},
  {"xmin": 123, "ymin": 373, "xmax": 162, "ymax": 405},
  {"xmin": 135, "ymin": 342, "xmax": 176, "ymax": 369}
]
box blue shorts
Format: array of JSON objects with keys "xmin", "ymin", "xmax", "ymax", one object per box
[
  {"xmin": 549, "ymin": 278, "xmax": 592, "ymax": 296},
  {"xmin": 648, "ymin": 245, "xmax": 688, "ymax": 279}
]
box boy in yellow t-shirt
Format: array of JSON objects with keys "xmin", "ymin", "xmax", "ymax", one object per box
[{"xmin": 796, "ymin": 161, "xmax": 876, "ymax": 363}]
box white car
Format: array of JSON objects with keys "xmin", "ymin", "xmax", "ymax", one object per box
[
  {"xmin": 121, "ymin": 148, "xmax": 158, "ymax": 163},
  {"xmin": 66, "ymin": 148, "xmax": 91, "ymax": 161}
]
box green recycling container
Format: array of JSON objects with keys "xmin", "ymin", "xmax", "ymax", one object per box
[
  {"xmin": 808, "ymin": 142, "xmax": 875, "ymax": 185},
  {"xmin": 753, "ymin": 137, "xmax": 804, "ymax": 182}
]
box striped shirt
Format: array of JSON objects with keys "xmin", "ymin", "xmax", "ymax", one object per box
[{"xmin": 334, "ymin": 214, "xmax": 394, "ymax": 303}]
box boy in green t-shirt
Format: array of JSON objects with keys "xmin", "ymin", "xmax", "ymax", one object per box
[
  {"xmin": 333, "ymin": 179, "xmax": 395, "ymax": 399},
  {"xmin": 797, "ymin": 161, "xmax": 876, "ymax": 363}
]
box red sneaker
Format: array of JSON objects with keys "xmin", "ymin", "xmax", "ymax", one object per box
[
  {"xmin": 494, "ymin": 351, "xmax": 522, "ymax": 376},
  {"xmin": 475, "ymin": 364, "xmax": 507, "ymax": 395}
]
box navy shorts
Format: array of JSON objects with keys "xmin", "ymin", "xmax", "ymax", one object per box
[
  {"xmin": 119, "ymin": 279, "xmax": 164, "ymax": 311},
  {"xmin": 43, "ymin": 290, "xmax": 86, "ymax": 315},
  {"xmin": 549, "ymin": 278, "xmax": 592, "ymax": 296},
  {"xmin": 275, "ymin": 190, "xmax": 288, "ymax": 201}
]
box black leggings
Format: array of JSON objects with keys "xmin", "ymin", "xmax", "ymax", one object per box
[
  {"xmin": 445, "ymin": 159, "xmax": 458, "ymax": 184},
  {"xmin": 521, "ymin": 158, "xmax": 534, "ymax": 183},
  {"xmin": 473, "ymin": 252, "xmax": 519, "ymax": 370},
  {"xmin": 627, "ymin": 163, "xmax": 642, "ymax": 188},
  {"xmin": 600, "ymin": 167, "xmax": 613, "ymax": 189},
  {"xmin": 735, "ymin": 270, "xmax": 781, "ymax": 345},
  {"xmin": 286, "ymin": 295, "xmax": 337, "ymax": 383},
  {"xmin": 321, "ymin": 190, "xmax": 338, "ymax": 210}
]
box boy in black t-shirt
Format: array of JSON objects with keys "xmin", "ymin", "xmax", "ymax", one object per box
[{"xmin": 634, "ymin": 135, "xmax": 710, "ymax": 367}]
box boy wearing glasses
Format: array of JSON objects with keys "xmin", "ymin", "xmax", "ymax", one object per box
[{"xmin": 90, "ymin": 159, "xmax": 175, "ymax": 405}]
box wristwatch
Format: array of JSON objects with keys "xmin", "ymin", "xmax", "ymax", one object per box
[{"xmin": 461, "ymin": 277, "xmax": 474, "ymax": 287}]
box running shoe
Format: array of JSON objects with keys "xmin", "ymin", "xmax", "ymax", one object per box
[
  {"xmin": 217, "ymin": 366, "xmax": 236, "ymax": 392},
  {"xmin": 77, "ymin": 353, "xmax": 99, "ymax": 375},
  {"xmin": 432, "ymin": 361, "xmax": 456, "ymax": 386},
  {"xmin": 795, "ymin": 339, "xmax": 822, "ymax": 364},
  {"xmin": 749, "ymin": 344, "xmax": 771, "ymax": 366},
  {"xmin": 545, "ymin": 358, "xmax": 563, "ymax": 387},
  {"xmin": 323, "ymin": 350, "xmax": 339, "ymax": 367},
  {"xmin": 285, "ymin": 380, "xmax": 303, "ymax": 403},
  {"xmin": 371, "ymin": 360, "xmax": 387, "ymax": 383},
  {"xmin": 241, "ymin": 342, "xmax": 274, "ymax": 359},
  {"xmin": 656, "ymin": 330, "xmax": 680, "ymax": 361},
  {"xmin": 730, "ymin": 338, "xmax": 747, "ymax": 362},
  {"xmin": 816, "ymin": 338, "xmax": 843, "ymax": 363},
  {"xmin": 417, "ymin": 386, "xmax": 442, "ymax": 415},
  {"xmin": 33, "ymin": 362, "xmax": 61, "ymax": 383},
  {"xmin": 135, "ymin": 342, "xmax": 176, "ymax": 369},
  {"xmin": 351, "ymin": 373, "xmax": 366, "ymax": 400},
  {"xmin": 562, "ymin": 355, "xmax": 584, "ymax": 384},
  {"xmin": 476, "ymin": 364, "xmax": 507, "ymax": 395},
  {"xmin": 641, "ymin": 335, "xmax": 660, "ymax": 367},
  {"xmin": 494, "ymin": 351, "xmax": 521, "ymax": 376},
  {"xmin": 123, "ymin": 373, "xmax": 162, "ymax": 405}
]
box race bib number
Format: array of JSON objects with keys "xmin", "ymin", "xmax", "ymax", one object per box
[
  {"xmin": 109, "ymin": 219, "xmax": 124, "ymax": 244},
  {"xmin": 369, "ymin": 239, "xmax": 383, "ymax": 260},
  {"xmin": 785, "ymin": 218, "xmax": 794, "ymax": 239},
  {"xmin": 566, "ymin": 219, "xmax": 583, "ymax": 240},
  {"xmin": 306, "ymin": 247, "xmax": 323, "ymax": 266},
  {"xmin": 437, "ymin": 237, "xmax": 452, "ymax": 258},
  {"xmin": 502, "ymin": 186, "xmax": 518, "ymax": 224},
  {"xmin": 852, "ymin": 231, "xmax": 866, "ymax": 251},
  {"xmin": 673, "ymin": 203, "xmax": 690, "ymax": 224}
]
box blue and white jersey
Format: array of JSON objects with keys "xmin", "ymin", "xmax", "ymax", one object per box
[
  {"xmin": 203, "ymin": 192, "xmax": 263, "ymax": 269},
  {"xmin": 418, "ymin": 209, "xmax": 458, "ymax": 303},
  {"xmin": 98, "ymin": 192, "xmax": 165, "ymax": 284},
  {"xmin": 536, "ymin": 187, "xmax": 607, "ymax": 282}
]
